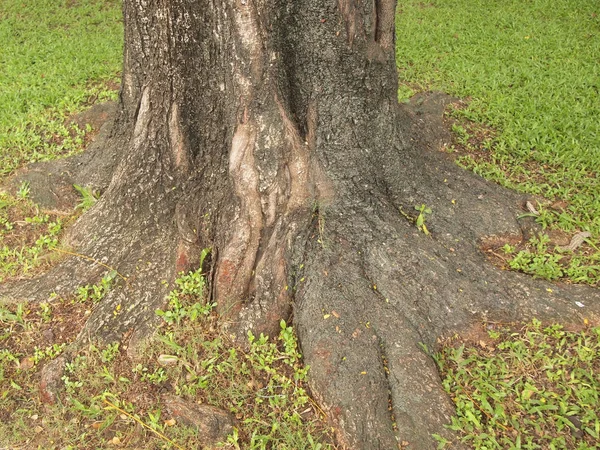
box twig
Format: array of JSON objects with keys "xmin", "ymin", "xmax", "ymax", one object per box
[
  {"xmin": 557, "ymin": 231, "xmax": 591, "ymax": 252},
  {"xmin": 103, "ymin": 399, "xmax": 185, "ymax": 450},
  {"xmin": 52, "ymin": 248, "xmax": 128, "ymax": 282},
  {"xmin": 458, "ymin": 383, "xmax": 513, "ymax": 432}
]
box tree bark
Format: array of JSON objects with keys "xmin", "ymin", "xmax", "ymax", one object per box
[{"xmin": 2, "ymin": 0, "xmax": 599, "ymax": 448}]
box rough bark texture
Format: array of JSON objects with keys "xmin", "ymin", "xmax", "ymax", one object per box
[{"xmin": 2, "ymin": 1, "xmax": 600, "ymax": 448}]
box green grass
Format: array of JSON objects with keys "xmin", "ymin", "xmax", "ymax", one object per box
[
  {"xmin": 0, "ymin": 262, "xmax": 334, "ymax": 449},
  {"xmin": 0, "ymin": 191, "xmax": 65, "ymax": 282},
  {"xmin": 396, "ymin": 0, "xmax": 600, "ymax": 285},
  {"xmin": 432, "ymin": 320, "xmax": 600, "ymax": 449},
  {"xmin": 0, "ymin": 0, "xmax": 123, "ymax": 176}
]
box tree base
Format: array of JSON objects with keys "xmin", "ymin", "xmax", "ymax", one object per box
[{"xmin": 2, "ymin": 94, "xmax": 599, "ymax": 449}]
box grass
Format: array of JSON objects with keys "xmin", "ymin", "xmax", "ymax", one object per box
[
  {"xmin": 431, "ymin": 320, "xmax": 600, "ymax": 449},
  {"xmin": 0, "ymin": 262, "xmax": 335, "ymax": 449},
  {"xmin": 396, "ymin": 0, "xmax": 600, "ymax": 286},
  {"xmin": 0, "ymin": 191, "xmax": 64, "ymax": 282},
  {"xmin": 0, "ymin": 0, "xmax": 122, "ymax": 176}
]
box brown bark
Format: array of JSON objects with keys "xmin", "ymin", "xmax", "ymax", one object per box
[{"xmin": 2, "ymin": 0, "xmax": 599, "ymax": 448}]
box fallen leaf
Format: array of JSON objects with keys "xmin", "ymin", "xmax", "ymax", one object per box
[
  {"xmin": 158, "ymin": 354, "xmax": 179, "ymax": 366},
  {"xmin": 19, "ymin": 358, "xmax": 35, "ymax": 370}
]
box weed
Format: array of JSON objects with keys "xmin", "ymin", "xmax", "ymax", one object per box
[
  {"xmin": 415, "ymin": 204, "xmax": 432, "ymax": 235},
  {"xmin": 73, "ymin": 184, "xmax": 99, "ymax": 211},
  {"xmin": 75, "ymin": 270, "xmax": 117, "ymax": 303},
  {"xmin": 16, "ymin": 182, "xmax": 30, "ymax": 199},
  {"xmin": 156, "ymin": 248, "xmax": 212, "ymax": 325},
  {"xmin": 0, "ymin": 302, "xmax": 27, "ymax": 326},
  {"xmin": 0, "ymin": 192, "xmax": 67, "ymax": 281},
  {"xmin": 32, "ymin": 343, "xmax": 67, "ymax": 365},
  {"xmin": 432, "ymin": 320, "xmax": 600, "ymax": 449}
]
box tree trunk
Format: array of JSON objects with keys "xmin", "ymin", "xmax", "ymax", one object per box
[{"xmin": 2, "ymin": 0, "xmax": 599, "ymax": 448}]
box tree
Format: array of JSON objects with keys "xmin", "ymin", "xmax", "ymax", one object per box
[{"xmin": 2, "ymin": 0, "xmax": 599, "ymax": 448}]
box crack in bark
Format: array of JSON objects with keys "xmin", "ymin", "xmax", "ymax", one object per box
[
  {"xmin": 168, "ymin": 102, "xmax": 190, "ymax": 173},
  {"xmin": 338, "ymin": 0, "xmax": 361, "ymax": 45},
  {"xmin": 375, "ymin": 331, "xmax": 400, "ymax": 442}
]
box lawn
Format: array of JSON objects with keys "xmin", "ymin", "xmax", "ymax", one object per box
[
  {"xmin": 396, "ymin": 0, "xmax": 600, "ymax": 286},
  {"xmin": 0, "ymin": 0, "xmax": 122, "ymax": 176}
]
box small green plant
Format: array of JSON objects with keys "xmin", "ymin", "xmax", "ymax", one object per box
[
  {"xmin": 501, "ymin": 243, "xmax": 515, "ymax": 254},
  {"xmin": 17, "ymin": 181, "xmax": 30, "ymax": 199},
  {"xmin": 451, "ymin": 123, "xmax": 471, "ymax": 146},
  {"xmin": 32, "ymin": 343, "xmax": 67, "ymax": 365},
  {"xmin": 132, "ymin": 364, "xmax": 169, "ymax": 385},
  {"xmin": 156, "ymin": 248, "xmax": 212, "ymax": 325},
  {"xmin": 39, "ymin": 302, "xmax": 52, "ymax": 322},
  {"xmin": 100, "ymin": 342, "xmax": 120, "ymax": 363},
  {"xmin": 415, "ymin": 204, "xmax": 432, "ymax": 235},
  {"xmin": 0, "ymin": 303, "xmax": 27, "ymax": 326},
  {"xmin": 73, "ymin": 184, "xmax": 99, "ymax": 211},
  {"xmin": 433, "ymin": 320, "xmax": 600, "ymax": 449},
  {"xmin": 75, "ymin": 271, "xmax": 117, "ymax": 303},
  {"xmin": 502, "ymin": 232, "xmax": 600, "ymax": 285}
]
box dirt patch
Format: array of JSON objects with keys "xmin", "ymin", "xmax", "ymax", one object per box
[
  {"xmin": 480, "ymin": 233, "xmax": 524, "ymax": 270},
  {"xmin": 66, "ymin": 100, "xmax": 118, "ymax": 151},
  {"xmin": 67, "ymin": 101, "xmax": 117, "ymax": 133}
]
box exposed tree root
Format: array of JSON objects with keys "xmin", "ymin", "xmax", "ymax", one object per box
[
  {"xmin": 290, "ymin": 100, "xmax": 600, "ymax": 447},
  {"xmin": 3, "ymin": 92, "xmax": 599, "ymax": 449}
]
